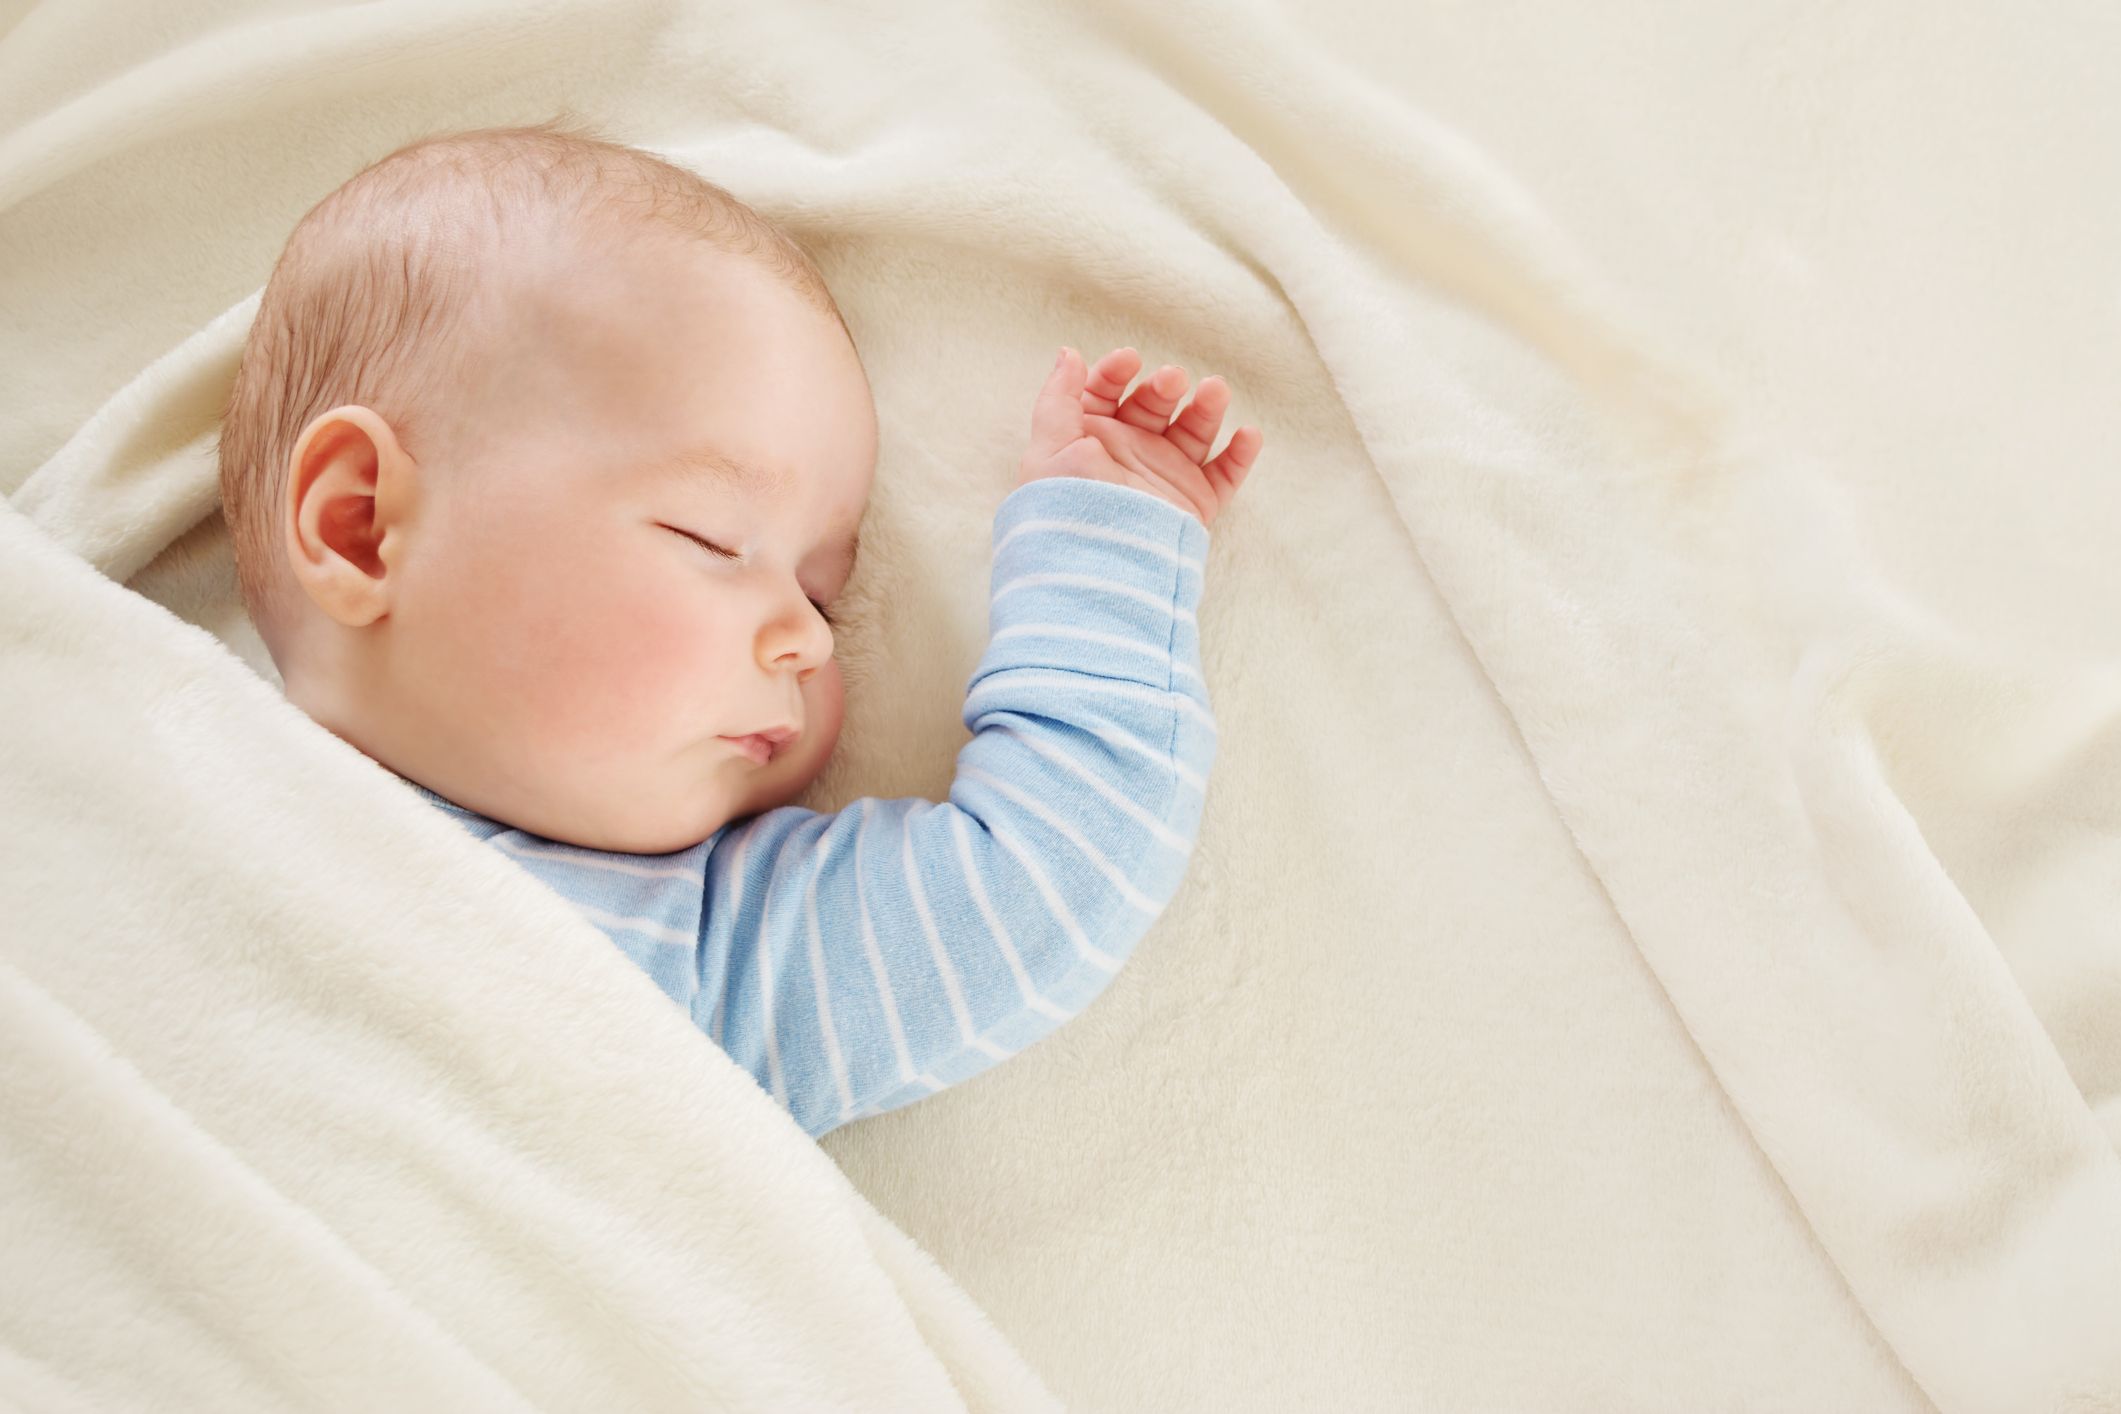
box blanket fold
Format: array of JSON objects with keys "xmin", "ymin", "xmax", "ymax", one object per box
[{"xmin": 0, "ymin": 489, "xmax": 1063, "ymax": 1410}]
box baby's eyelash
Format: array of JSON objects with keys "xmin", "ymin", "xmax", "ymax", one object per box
[
  {"xmin": 664, "ymin": 524, "xmax": 836, "ymax": 628},
  {"xmin": 665, "ymin": 525, "xmax": 740, "ymax": 560}
]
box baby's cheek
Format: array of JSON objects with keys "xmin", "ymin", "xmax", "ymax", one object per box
[
  {"xmin": 757, "ymin": 658, "xmax": 840, "ymax": 800},
  {"xmin": 529, "ymin": 588, "xmax": 701, "ymax": 747},
  {"xmin": 734, "ymin": 659, "xmax": 842, "ymax": 815},
  {"xmin": 798, "ymin": 658, "xmax": 846, "ymax": 772}
]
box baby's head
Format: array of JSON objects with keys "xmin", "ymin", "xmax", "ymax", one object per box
[{"xmin": 218, "ymin": 118, "xmax": 876, "ymax": 853}]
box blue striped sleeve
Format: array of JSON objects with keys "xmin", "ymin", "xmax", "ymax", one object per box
[{"xmin": 694, "ymin": 475, "xmax": 1216, "ymax": 1140}]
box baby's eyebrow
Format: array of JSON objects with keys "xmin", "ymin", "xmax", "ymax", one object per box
[
  {"xmin": 663, "ymin": 446, "xmax": 791, "ymax": 498},
  {"xmin": 662, "ymin": 446, "xmax": 861, "ymax": 578}
]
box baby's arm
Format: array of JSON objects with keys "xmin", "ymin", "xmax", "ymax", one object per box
[{"xmin": 693, "ymin": 473, "xmax": 1216, "ymax": 1139}]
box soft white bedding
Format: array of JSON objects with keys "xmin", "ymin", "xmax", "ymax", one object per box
[{"xmin": 4, "ymin": 1, "xmax": 2117, "ymax": 1408}]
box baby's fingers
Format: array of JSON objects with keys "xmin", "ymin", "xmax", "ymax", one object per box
[
  {"xmin": 1114, "ymin": 363, "xmax": 1189, "ymax": 435},
  {"xmin": 1205, "ymin": 425, "xmax": 1263, "ymax": 497},
  {"xmin": 1079, "ymin": 348, "xmax": 1142, "ymax": 417},
  {"xmin": 1166, "ymin": 376, "xmax": 1230, "ymax": 465}
]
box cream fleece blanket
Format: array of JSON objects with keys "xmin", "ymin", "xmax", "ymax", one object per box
[{"xmin": 4, "ymin": 0, "xmax": 2119, "ymax": 1409}]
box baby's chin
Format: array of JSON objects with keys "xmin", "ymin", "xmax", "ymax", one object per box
[
  {"xmin": 523, "ymin": 743, "xmax": 831, "ymax": 854},
  {"xmin": 645, "ymin": 760, "xmax": 828, "ymax": 852},
  {"xmin": 721, "ymin": 751, "xmax": 828, "ymax": 824}
]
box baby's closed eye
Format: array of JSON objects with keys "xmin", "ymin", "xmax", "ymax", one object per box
[{"xmin": 660, "ymin": 524, "xmax": 839, "ymax": 626}]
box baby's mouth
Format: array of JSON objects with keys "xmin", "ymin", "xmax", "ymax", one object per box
[{"xmin": 718, "ymin": 731, "xmax": 792, "ymax": 765}]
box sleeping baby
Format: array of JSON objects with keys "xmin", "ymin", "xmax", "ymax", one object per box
[{"xmin": 215, "ymin": 119, "xmax": 1262, "ymax": 1140}]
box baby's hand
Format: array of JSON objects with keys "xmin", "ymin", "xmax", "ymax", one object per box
[{"xmin": 1016, "ymin": 346, "xmax": 1262, "ymax": 529}]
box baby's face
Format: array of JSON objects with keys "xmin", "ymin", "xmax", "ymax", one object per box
[{"xmin": 382, "ymin": 234, "xmax": 875, "ymax": 852}]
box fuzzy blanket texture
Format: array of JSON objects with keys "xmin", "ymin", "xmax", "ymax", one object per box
[{"xmin": 4, "ymin": 1, "xmax": 2119, "ymax": 1410}]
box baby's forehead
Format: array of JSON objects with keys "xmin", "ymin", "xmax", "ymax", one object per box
[
  {"xmin": 447, "ymin": 214, "xmax": 872, "ymax": 454},
  {"xmin": 482, "ymin": 222, "xmax": 828, "ymax": 366}
]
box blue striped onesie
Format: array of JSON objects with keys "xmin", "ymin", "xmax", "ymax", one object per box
[{"xmin": 398, "ymin": 476, "xmax": 1217, "ymax": 1140}]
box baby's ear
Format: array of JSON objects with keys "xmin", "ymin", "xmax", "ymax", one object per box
[
  {"xmin": 1025, "ymin": 347, "xmax": 1086, "ymax": 462},
  {"xmin": 284, "ymin": 405, "xmax": 404, "ymax": 629}
]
